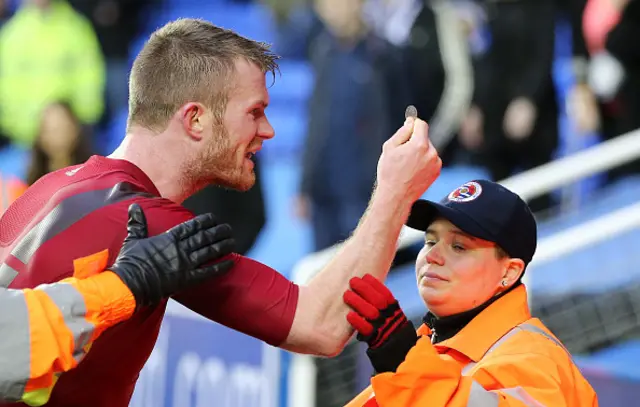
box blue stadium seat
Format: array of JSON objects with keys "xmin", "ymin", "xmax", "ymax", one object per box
[
  {"xmin": 0, "ymin": 145, "xmax": 29, "ymax": 181},
  {"xmin": 269, "ymin": 60, "xmax": 314, "ymax": 103}
]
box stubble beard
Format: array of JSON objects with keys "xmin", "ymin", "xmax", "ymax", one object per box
[{"xmin": 182, "ymin": 124, "xmax": 255, "ymax": 193}]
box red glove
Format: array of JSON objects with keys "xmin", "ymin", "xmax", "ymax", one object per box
[{"xmin": 344, "ymin": 274, "xmax": 413, "ymax": 348}]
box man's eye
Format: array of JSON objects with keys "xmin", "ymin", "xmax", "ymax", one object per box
[{"xmin": 425, "ymin": 240, "xmax": 436, "ymax": 247}]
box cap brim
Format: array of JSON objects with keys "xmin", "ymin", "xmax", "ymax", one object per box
[{"xmin": 406, "ymin": 200, "xmax": 497, "ymax": 243}]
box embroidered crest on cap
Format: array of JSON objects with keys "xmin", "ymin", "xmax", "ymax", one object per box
[{"xmin": 448, "ymin": 181, "xmax": 483, "ymax": 202}]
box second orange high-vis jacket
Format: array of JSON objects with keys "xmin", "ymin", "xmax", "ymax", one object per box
[
  {"xmin": 346, "ymin": 285, "xmax": 598, "ymax": 407},
  {"xmin": 0, "ymin": 254, "xmax": 135, "ymax": 407}
]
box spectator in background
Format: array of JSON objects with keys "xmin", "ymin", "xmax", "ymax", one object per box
[
  {"xmin": 26, "ymin": 101, "xmax": 93, "ymax": 186},
  {"xmin": 561, "ymin": 0, "xmax": 602, "ymax": 138},
  {"xmin": 265, "ymin": 0, "xmax": 324, "ymax": 60},
  {"xmin": 296, "ymin": 0, "xmax": 409, "ymax": 251},
  {"xmin": 580, "ymin": 0, "xmax": 640, "ymax": 182},
  {"xmin": 401, "ymin": 0, "xmax": 474, "ymax": 165},
  {"xmin": 1, "ymin": 101, "xmax": 90, "ymax": 214},
  {"xmin": 458, "ymin": 0, "xmax": 558, "ymax": 214},
  {"xmin": 0, "ymin": 0, "xmax": 105, "ymax": 148},
  {"xmin": 68, "ymin": 0, "xmax": 154, "ymax": 127}
]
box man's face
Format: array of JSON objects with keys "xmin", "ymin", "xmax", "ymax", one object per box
[
  {"xmin": 415, "ymin": 218, "xmax": 507, "ymax": 317},
  {"xmin": 192, "ymin": 59, "xmax": 274, "ymax": 192}
]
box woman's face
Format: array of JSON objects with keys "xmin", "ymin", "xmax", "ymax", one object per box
[
  {"xmin": 38, "ymin": 105, "xmax": 80, "ymax": 157},
  {"xmin": 415, "ymin": 217, "xmax": 520, "ymax": 317}
]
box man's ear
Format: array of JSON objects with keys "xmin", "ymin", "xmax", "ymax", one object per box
[{"xmin": 181, "ymin": 103, "xmax": 208, "ymax": 141}]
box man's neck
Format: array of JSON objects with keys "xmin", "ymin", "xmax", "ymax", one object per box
[{"xmin": 108, "ymin": 128, "xmax": 195, "ymax": 203}]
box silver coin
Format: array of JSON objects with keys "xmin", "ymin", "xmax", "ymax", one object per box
[{"xmin": 405, "ymin": 105, "xmax": 418, "ymax": 119}]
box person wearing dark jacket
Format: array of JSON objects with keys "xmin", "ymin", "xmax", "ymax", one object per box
[{"xmin": 459, "ymin": 0, "xmax": 558, "ymax": 213}]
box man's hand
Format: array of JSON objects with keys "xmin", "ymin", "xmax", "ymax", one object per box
[
  {"xmin": 110, "ymin": 204, "xmax": 236, "ymax": 308},
  {"xmin": 376, "ymin": 117, "xmax": 442, "ymax": 203},
  {"xmin": 344, "ymin": 274, "xmax": 418, "ymax": 373}
]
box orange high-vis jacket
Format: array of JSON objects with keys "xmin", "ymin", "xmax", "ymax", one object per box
[
  {"xmin": 346, "ymin": 285, "xmax": 598, "ymax": 407},
  {"xmin": 0, "ymin": 262, "xmax": 135, "ymax": 406}
]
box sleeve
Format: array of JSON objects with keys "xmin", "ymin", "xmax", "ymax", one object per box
[
  {"xmin": 142, "ymin": 201, "xmax": 300, "ymax": 347},
  {"xmin": 70, "ymin": 18, "xmax": 106, "ymax": 125},
  {"xmin": 0, "ymin": 272, "xmax": 135, "ymax": 406},
  {"xmin": 423, "ymin": 0, "xmax": 474, "ymax": 148},
  {"xmin": 367, "ymin": 337, "xmax": 573, "ymax": 407},
  {"xmin": 606, "ymin": 1, "xmax": 640, "ymax": 70}
]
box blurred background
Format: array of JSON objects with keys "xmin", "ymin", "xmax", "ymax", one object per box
[{"xmin": 0, "ymin": 0, "xmax": 638, "ymax": 406}]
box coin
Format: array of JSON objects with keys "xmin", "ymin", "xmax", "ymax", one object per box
[{"xmin": 405, "ymin": 105, "xmax": 418, "ymax": 119}]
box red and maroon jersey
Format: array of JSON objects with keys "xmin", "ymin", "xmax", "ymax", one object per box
[{"xmin": 0, "ymin": 156, "xmax": 298, "ymax": 407}]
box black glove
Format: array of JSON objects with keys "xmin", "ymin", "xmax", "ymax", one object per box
[
  {"xmin": 344, "ymin": 274, "xmax": 419, "ymax": 374},
  {"xmin": 110, "ymin": 204, "xmax": 236, "ymax": 308}
]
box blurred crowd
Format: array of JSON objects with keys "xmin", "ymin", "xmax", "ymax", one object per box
[
  {"xmin": 0, "ymin": 0, "xmax": 638, "ymax": 257},
  {"xmin": 273, "ymin": 0, "xmax": 640, "ymax": 253}
]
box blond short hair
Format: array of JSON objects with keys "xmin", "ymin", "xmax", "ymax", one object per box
[{"xmin": 127, "ymin": 18, "xmax": 280, "ymax": 131}]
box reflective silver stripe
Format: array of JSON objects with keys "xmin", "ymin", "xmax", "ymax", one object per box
[
  {"xmin": 0, "ymin": 287, "xmax": 32, "ymax": 401},
  {"xmin": 467, "ymin": 380, "xmax": 499, "ymax": 406},
  {"xmin": 461, "ymin": 325, "xmax": 525, "ymax": 375},
  {"xmin": 460, "ymin": 321, "xmax": 569, "ymax": 406},
  {"xmin": 462, "ymin": 321, "xmax": 569, "ymax": 376},
  {"xmin": 40, "ymin": 282, "xmax": 95, "ymax": 363},
  {"xmin": 0, "ymin": 263, "xmax": 18, "ymax": 288},
  {"xmin": 517, "ymin": 323, "xmax": 570, "ymax": 356}
]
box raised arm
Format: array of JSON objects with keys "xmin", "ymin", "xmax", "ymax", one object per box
[{"xmin": 283, "ymin": 118, "xmax": 442, "ymax": 356}]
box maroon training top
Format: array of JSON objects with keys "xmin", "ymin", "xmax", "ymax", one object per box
[{"xmin": 0, "ymin": 155, "xmax": 298, "ymax": 407}]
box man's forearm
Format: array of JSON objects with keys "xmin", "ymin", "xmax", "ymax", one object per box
[
  {"xmin": 289, "ymin": 185, "xmax": 412, "ymax": 356},
  {"xmin": 283, "ymin": 117, "xmax": 439, "ymax": 356}
]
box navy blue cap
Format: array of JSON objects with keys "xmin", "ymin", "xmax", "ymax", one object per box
[{"xmin": 406, "ymin": 180, "xmax": 537, "ymax": 265}]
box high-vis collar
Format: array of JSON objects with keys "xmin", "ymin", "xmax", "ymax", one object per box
[{"xmin": 417, "ymin": 285, "xmax": 531, "ymax": 362}]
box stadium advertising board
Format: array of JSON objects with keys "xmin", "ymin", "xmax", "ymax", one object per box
[{"xmin": 128, "ymin": 301, "xmax": 281, "ymax": 407}]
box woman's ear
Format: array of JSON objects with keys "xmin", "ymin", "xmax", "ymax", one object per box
[{"xmin": 500, "ymin": 258, "xmax": 525, "ymax": 290}]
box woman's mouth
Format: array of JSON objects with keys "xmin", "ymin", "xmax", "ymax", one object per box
[{"xmin": 420, "ymin": 271, "xmax": 448, "ymax": 283}]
